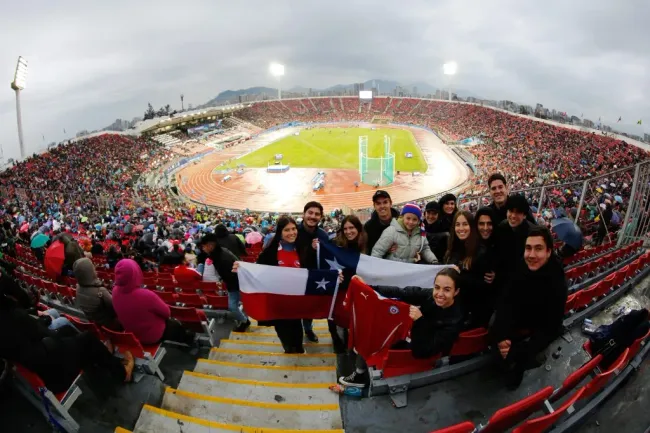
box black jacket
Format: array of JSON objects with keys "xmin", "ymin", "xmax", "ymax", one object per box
[
  {"xmin": 296, "ymin": 223, "xmax": 329, "ymax": 269},
  {"xmin": 215, "ymin": 226, "xmax": 247, "ymax": 259},
  {"xmin": 488, "ymin": 202, "xmax": 537, "ymax": 226},
  {"xmin": 490, "ymin": 255, "xmax": 568, "ymax": 365},
  {"xmin": 209, "ymin": 247, "xmax": 239, "ymax": 292},
  {"xmin": 410, "ymin": 297, "xmax": 463, "ymax": 359},
  {"xmin": 494, "ymin": 219, "xmax": 537, "ymax": 283},
  {"xmin": 364, "ymin": 208, "xmax": 400, "ymax": 254}
]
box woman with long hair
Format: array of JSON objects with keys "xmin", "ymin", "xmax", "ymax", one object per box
[
  {"xmin": 333, "ymin": 215, "xmax": 367, "ymax": 253},
  {"xmin": 444, "ymin": 211, "xmax": 496, "ymax": 327},
  {"xmin": 252, "ymin": 216, "xmax": 309, "ymax": 353}
]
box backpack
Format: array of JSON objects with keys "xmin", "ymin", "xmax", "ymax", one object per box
[{"xmin": 589, "ymin": 309, "xmax": 649, "ymax": 369}]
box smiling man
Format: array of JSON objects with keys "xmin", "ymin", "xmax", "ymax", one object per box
[
  {"xmin": 487, "ymin": 173, "xmax": 536, "ymax": 225},
  {"xmin": 363, "ymin": 190, "xmax": 399, "ymax": 254},
  {"xmin": 489, "ymin": 226, "xmax": 568, "ymax": 389}
]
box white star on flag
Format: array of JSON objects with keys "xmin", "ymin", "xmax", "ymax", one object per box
[
  {"xmin": 325, "ymin": 257, "xmax": 345, "ymax": 271},
  {"xmin": 315, "ymin": 278, "xmax": 330, "ymax": 290}
]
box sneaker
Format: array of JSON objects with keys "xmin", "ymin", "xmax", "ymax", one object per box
[
  {"xmin": 305, "ymin": 329, "xmax": 319, "ymax": 343},
  {"xmin": 338, "ymin": 370, "xmax": 369, "ymax": 388},
  {"xmin": 121, "ymin": 351, "xmax": 135, "ymax": 383},
  {"xmin": 234, "ymin": 319, "xmax": 251, "ymax": 333}
]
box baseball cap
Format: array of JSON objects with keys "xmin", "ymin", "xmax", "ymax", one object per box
[{"xmin": 372, "ymin": 190, "xmax": 391, "ymax": 202}]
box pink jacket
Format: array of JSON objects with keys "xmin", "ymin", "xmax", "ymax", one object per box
[{"xmin": 112, "ymin": 259, "xmax": 170, "ymax": 345}]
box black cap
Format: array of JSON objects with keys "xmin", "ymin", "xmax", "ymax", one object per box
[
  {"xmin": 505, "ymin": 194, "xmax": 530, "ymax": 214},
  {"xmin": 425, "ymin": 201, "xmax": 440, "ymax": 212},
  {"xmin": 372, "ymin": 190, "xmax": 391, "ymax": 202}
]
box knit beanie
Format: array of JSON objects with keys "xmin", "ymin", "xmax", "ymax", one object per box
[{"xmin": 401, "ymin": 203, "xmax": 422, "ymax": 220}]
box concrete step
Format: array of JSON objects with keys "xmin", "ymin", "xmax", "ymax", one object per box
[
  {"xmin": 229, "ymin": 330, "xmax": 332, "ymax": 343},
  {"xmin": 134, "ymin": 404, "xmax": 344, "ymax": 433},
  {"xmin": 161, "ymin": 387, "xmax": 343, "ymax": 430},
  {"xmin": 248, "ymin": 324, "xmax": 330, "ymax": 333},
  {"xmin": 208, "ymin": 347, "xmax": 337, "ymax": 367},
  {"xmin": 177, "ymin": 370, "xmax": 338, "ymax": 405},
  {"xmin": 220, "ymin": 339, "xmax": 333, "ymax": 354},
  {"xmin": 193, "ymin": 358, "xmax": 337, "ymax": 383}
]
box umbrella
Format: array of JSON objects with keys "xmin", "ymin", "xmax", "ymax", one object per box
[
  {"xmin": 245, "ymin": 231, "xmax": 263, "ymax": 245},
  {"xmin": 614, "ymin": 195, "xmax": 623, "ymax": 204},
  {"xmin": 44, "ymin": 240, "xmax": 66, "ymax": 279},
  {"xmin": 551, "ymin": 218, "xmax": 583, "ymax": 250},
  {"xmin": 30, "ymin": 233, "xmax": 50, "ymax": 249}
]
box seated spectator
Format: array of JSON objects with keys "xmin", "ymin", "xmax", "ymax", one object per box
[
  {"xmin": 184, "ymin": 245, "xmax": 197, "ymax": 267},
  {"xmin": 173, "ymin": 253, "xmax": 202, "ymax": 285},
  {"xmin": 106, "ymin": 245, "xmax": 123, "ymax": 269},
  {"xmin": 90, "ymin": 239, "xmax": 104, "ymax": 256},
  {"xmin": 494, "ymin": 194, "xmax": 537, "ymax": 284},
  {"xmin": 0, "ymin": 272, "xmax": 134, "ymax": 394},
  {"xmin": 444, "ymin": 211, "xmax": 496, "ymax": 327},
  {"xmin": 489, "ymin": 226, "xmax": 568, "ymax": 389},
  {"xmin": 73, "ymin": 258, "xmax": 120, "ymax": 330},
  {"xmin": 371, "ymin": 203, "xmax": 437, "ymax": 263},
  {"xmin": 161, "ymin": 243, "xmax": 184, "ymax": 266},
  {"xmin": 112, "ymin": 259, "xmax": 195, "ymax": 346},
  {"xmin": 215, "ymin": 224, "xmax": 247, "ymax": 259},
  {"xmin": 339, "ymin": 269, "xmax": 463, "ymax": 388}
]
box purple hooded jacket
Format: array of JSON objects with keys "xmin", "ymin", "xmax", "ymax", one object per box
[{"xmin": 112, "ymin": 259, "xmax": 170, "ymax": 345}]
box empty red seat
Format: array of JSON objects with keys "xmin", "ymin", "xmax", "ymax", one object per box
[
  {"xmin": 383, "ymin": 350, "xmax": 440, "ymax": 379},
  {"xmin": 513, "ymin": 387, "xmax": 585, "ymax": 433},
  {"xmin": 564, "ymin": 293, "xmax": 578, "ymax": 315},
  {"xmin": 625, "ymin": 328, "xmax": 650, "ymax": 363},
  {"xmin": 205, "ymin": 294, "xmax": 229, "ymax": 309},
  {"xmin": 550, "ymin": 354, "xmax": 602, "ymax": 402},
  {"xmin": 177, "ymin": 292, "xmax": 206, "ymax": 308},
  {"xmin": 449, "ymin": 328, "xmax": 489, "ymax": 356},
  {"xmin": 582, "ymin": 348, "xmax": 629, "ymax": 400},
  {"xmin": 612, "ymin": 268, "xmax": 627, "ymax": 287},
  {"xmin": 154, "ymin": 291, "xmax": 177, "ymax": 305},
  {"xmin": 430, "ymin": 421, "xmax": 475, "ymax": 433},
  {"xmin": 626, "ymin": 259, "xmax": 641, "ymax": 279},
  {"xmin": 573, "ymin": 285, "xmax": 597, "ymax": 310},
  {"xmin": 169, "ymin": 306, "xmax": 210, "ymax": 334},
  {"xmin": 66, "ymin": 315, "xmax": 105, "ymax": 340},
  {"xmin": 101, "ymin": 326, "xmax": 160, "ymax": 359},
  {"xmin": 479, "ymin": 386, "xmax": 554, "ymax": 433},
  {"xmin": 198, "ymin": 281, "xmax": 221, "ymax": 294}
]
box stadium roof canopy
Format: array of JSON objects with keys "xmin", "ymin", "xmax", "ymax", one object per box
[{"xmin": 136, "ymin": 103, "xmax": 248, "ymax": 135}]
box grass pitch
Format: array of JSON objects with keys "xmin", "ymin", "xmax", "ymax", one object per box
[{"xmin": 222, "ymin": 127, "xmax": 428, "ymax": 172}]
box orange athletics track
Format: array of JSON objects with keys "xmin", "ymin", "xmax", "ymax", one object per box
[{"xmin": 176, "ymin": 123, "xmax": 469, "ymax": 213}]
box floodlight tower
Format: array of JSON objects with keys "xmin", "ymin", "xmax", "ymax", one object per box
[
  {"xmin": 270, "ymin": 62, "xmax": 285, "ymax": 100},
  {"xmin": 10, "ymin": 56, "xmax": 28, "ymax": 159},
  {"xmin": 443, "ymin": 61, "xmax": 457, "ymax": 102}
]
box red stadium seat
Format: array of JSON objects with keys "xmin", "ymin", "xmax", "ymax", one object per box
[
  {"xmin": 582, "ymin": 348, "xmax": 630, "ymax": 401},
  {"xmin": 205, "ymin": 294, "xmax": 229, "ymax": 310},
  {"xmin": 513, "ymin": 387, "xmax": 585, "ymax": 433},
  {"xmin": 479, "ymin": 387, "xmax": 554, "ymax": 433},
  {"xmin": 625, "ymin": 328, "xmax": 650, "ymax": 364},
  {"xmin": 564, "ymin": 293, "xmax": 578, "ymax": 315},
  {"xmin": 169, "ymin": 306, "xmax": 217, "ymax": 345},
  {"xmin": 198, "ymin": 281, "xmax": 221, "ymax": 294},
  {"xmin": 449, "ymin": 328, "xmax": 489, "ymax": 356},
  {"xmin": 626, "ymin": 259, "xmax": 641, "ymax": 279},
  {"xmin": 382, "ymin": 350, "xmax": 440, "ymax": 379},
  {"xmin": 550, "ymin": 354, "xmax": 602, "ymax": 403},
  {"xmin": 101, "ymin": 326, "xmax": 166, "ymax": 380},
  {"xmin": 430, "ymin": 421, "xmax": 475, "ymax": 433},
  {"xmin": 65, "ymin": 315, "xmax": 105, "ymax": 340},
  {"xmin": 154, "ymin": 291, "xmax": 177, "ymax": 305},
  {"xmin": 177, "ymin": 293, "xmax": 206, "ymax": 308},
  {"xmin": 612, "ymin": 268, "xmax": 627, "ymax": 287},
  {"xmin": 573, "ymin": 285, "xmax": 597, "ymax": 310}
]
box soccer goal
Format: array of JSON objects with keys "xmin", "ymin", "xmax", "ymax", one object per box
[{"xmin": 358, "ymin": 135, "xmax": 395, "ymax": 186}]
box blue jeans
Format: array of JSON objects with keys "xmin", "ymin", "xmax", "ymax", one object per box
[
  {"xmin": 44, "ymin": 309, "xmax": 78, "ymax": 332},
  {"xmin": 228, "ymin": 291, "xmax": 248, "ymax": 323}
]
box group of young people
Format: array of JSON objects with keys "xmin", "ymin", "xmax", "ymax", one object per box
[{"xmin": 225, "ymin": 172, "xmax": 569, "ymax": 390}]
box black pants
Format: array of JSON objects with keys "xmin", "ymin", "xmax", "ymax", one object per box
[
  {"xmin": 274, "ymin": 320, "xmax": 304, "ymax": 353},
  {"xmin": 41, "ymin": 331, "xmax": 126, "ymax": 394},
  {"xmin": 160, "ymin": 318, "xmax": 196, "ymax": 346}
]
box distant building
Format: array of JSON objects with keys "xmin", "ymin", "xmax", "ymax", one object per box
[
  {"xmin": 412, "ymin": 86, "xmax": 418, "ymax": 97},
  {"xmin": 644, "ymin": 133, "xmax": 650, "ymax": 143}
]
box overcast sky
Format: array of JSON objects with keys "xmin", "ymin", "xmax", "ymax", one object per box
[{"xmin": 0, "ymin": 0, "xmax": 648, "ymax": 161}]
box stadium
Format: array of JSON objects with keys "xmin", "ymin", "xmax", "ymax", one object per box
[{"xmin": 2, "ymin": 88, "xmax": 650, "ymax": 433}]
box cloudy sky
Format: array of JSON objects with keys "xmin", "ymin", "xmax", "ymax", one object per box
[{"xmin": 0, "ymin": 0, "xmax": 648, "ymax": 161}]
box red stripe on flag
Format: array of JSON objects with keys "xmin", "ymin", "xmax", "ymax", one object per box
[{"xmin": 241, "ymin": 292, "xmax": 334, "ymax": 321}]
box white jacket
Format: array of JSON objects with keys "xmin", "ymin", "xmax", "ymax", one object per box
[{"xmin": 371, "ymin": 218, "xmax": 438, "ymax": 263}]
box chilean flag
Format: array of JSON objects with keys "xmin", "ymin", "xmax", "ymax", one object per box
[
  {"xmin": 318, "ymin": 241, "xmax": 448, "ymax": 288},
  {"xmin": 237, "ymin": 261, "xmax": 340, "ymax": 321}
]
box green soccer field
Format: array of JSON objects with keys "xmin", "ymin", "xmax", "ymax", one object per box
[{"xmin": 222, "ymin": 127, "xmax": 428, "ymax": 172}]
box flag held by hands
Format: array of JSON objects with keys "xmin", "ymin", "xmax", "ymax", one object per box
[{"xmin": 237, "ymin": 261, "xmax": 340, "ymax": 321}]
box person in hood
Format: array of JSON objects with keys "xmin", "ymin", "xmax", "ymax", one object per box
[
  {"xmin": 73, "ymin": 258, "xmax": 120, "ymax": 330},
  {"xmin": 112, "ymin": 259, "xmax": 195, "ymax": 345},
  {"xmin": 90, "ymin": 238, "xmax": 104, "ymax": 256},
  {"xmin": 490, "ymin": 226, "xmax": 568, "ymax": 389},
  {"xmin": 215, "ymin": 224, "xmax": 247, "ymax": 259},
  {"xmin": 438, "ymin": 193, "xmax": 457, "ymax": 233},
  {"xmin": 364, "ymin": 190, "xmax": 400, "ymax": 254},
  {"xmin": 371, "ymin": 203, "xmax": 438, "ymax": 263}
]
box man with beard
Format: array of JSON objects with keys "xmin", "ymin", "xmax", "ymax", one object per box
[
  {"xmin": 296, "ymin": 201, "xmax": 330, "ymax": 343},
  {"xmin": 490, "ymin": 226, "xmax": 568, "ymax": 389},
  {"xmin": 364, "ymin": 190, "xmax": 399, "ymax": 254},
  {"xmin": 487, "ymin": 173, "xmax": 536, "ymax": 225}
]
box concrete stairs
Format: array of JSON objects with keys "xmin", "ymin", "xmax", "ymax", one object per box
[{"xmin": 126, "ymin": 319, "xmax": 343, "ymax": 432}]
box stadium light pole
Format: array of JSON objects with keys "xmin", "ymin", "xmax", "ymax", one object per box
[
  {"xmin": 10, "ymin": 56, "xmax": 28, "ymax": 159},
  {"xmin": 270, "ymin": 62, "xmax": 285, "ymax": 100},
  {"xmin": 443, "ymin": 61, "xmax": 457, "ymax": 102}
]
